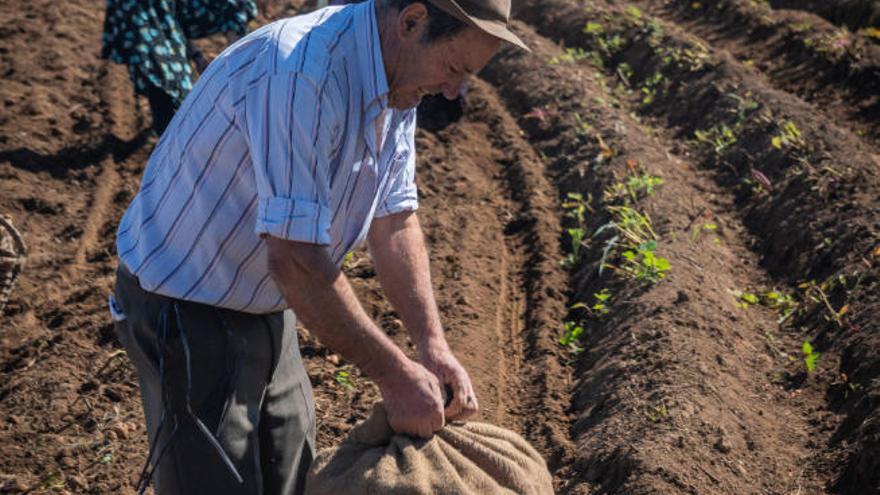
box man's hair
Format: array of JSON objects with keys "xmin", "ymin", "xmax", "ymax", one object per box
[{"xmin": 382, "ymin": 0, "xmax": 468, "ymax": 43}]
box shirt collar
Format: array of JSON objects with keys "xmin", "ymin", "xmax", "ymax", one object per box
[{"xmin": 354, "ymin": 0, "xmax": 389, "ymax": 119}]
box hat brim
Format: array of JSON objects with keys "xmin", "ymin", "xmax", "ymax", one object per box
[{"xmin": 428, "ymin": 0, "xmax": 531, "ymax": 52}]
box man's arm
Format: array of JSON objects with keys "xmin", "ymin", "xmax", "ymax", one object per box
[
  {"xmin": 265, "ymin": 236, "xmax": 445, "ymax": 438},
  {"xmin": 367, "ymin": 211, "xmax": 479, "ymax": 420}
]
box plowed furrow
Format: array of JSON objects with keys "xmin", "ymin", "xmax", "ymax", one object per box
[
  {"xmin": 484, "ymin": 22, "xmax": 827, "ymax": 494},
  {"xmin": 635, "ymin": 0, "xmax": 880, "ymax": 147}
]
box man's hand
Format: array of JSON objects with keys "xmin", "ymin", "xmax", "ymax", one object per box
[
  {"xmin": 367, "ymin": 212, "xmax": 479, "ymax": 422},
  {"xmin": 377, "ymin": 358, "xmax": 445, "ymax": 438},
  {"xmin": 420, "ymin": 341, "xmax": 479, "ymax": 421},
  {"xmin": 265, "ymin": 237, "xmax": 445, "ymax": 438}
]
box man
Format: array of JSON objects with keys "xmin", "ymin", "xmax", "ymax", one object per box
[{"xmin": 110, "ymin": 0, "xmax": 529, "ymax": 492}]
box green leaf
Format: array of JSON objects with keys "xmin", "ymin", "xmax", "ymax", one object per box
[
  {"xmin": 654, "ymin": 257, "xmax": 671, "ymax": 271},
  {"xmin": 805, "ymin": 352, "xmax": 820, "ymax": 373},
  {"xmin": 625, "ymin": 5, "xmax": 643, "ymax": 18},
  {"xmin": 583, "ymin": 22, "xmax": 604, "ymax": 34},
  {"xmin": 802, "ymin": 340, "xmax": 813, "ymax": 355},
  {"xmin": 741, "ymin": 293, "xmax": 759, "ymax": 305}
]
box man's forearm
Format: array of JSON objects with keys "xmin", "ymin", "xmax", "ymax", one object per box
[
  {"xmin": 265, "ymin": 236, "xmax": 408, "ymax": 380},
  {"xmin": 367, "ymin": 212, "xmax": 448, "ymax": 353}
]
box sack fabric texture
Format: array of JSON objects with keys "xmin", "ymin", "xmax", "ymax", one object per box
[{"xmin": 306, "ymin": 403, "xmax": 554, "ymax": 495}]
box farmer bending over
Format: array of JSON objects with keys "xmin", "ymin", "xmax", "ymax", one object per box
[{"xmin": 109, "ymin": 0, "xmax": 529, "ymax": 492}]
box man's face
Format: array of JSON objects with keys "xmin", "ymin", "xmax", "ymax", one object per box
[{"xmin": 385, "ymin": 6, "xmax": 501, "ymax": 110}]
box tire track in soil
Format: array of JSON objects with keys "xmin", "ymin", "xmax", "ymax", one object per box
[
  {"xmin": 73, "ymin": 157, "xmax": 119, "ymax": 269},
  {"xmin": 490, "ymin": 238, "xmax": 512, "ymax": 423},
  {"xmin": 71, "ymin": 56, "xmax": 141, "ymax": 273}
]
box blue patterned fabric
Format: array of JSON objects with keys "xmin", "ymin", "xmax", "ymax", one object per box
[{"xmin": 101, "ymin": 0, "xmax": 258, "ymax": 107}]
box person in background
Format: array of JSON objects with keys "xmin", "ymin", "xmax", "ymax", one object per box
[{"xmin": 101, "ymin": 0, "xmax": 259, "ymax": 135}]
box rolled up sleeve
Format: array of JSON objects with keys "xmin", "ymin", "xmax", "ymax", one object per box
[
  {"xmin": 376, "ymin": 113, "xmax": 418, "ymax": 217},
  {"xmin": 246, "ymin": 72, "xmax": 340, "ymax": 244}
]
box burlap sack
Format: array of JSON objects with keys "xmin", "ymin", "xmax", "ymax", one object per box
[
  {"xmin": 306, "ymin": 403, "xmax": 554, "ymax": 495},
  {"xmin": 0, "ymin": 215, "xmax": 26, "ymax": 314}
]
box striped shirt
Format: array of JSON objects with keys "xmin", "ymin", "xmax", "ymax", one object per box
[{"xmin": 116, "ymin": 0, "xmax": 418, "ymax": 314}]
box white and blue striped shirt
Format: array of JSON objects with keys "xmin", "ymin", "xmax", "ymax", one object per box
[{"xmin": 117, "ymin": 1, "xmax": 418, "ymax": 314}]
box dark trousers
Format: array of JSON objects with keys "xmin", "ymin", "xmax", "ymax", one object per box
[
  {"xmin": 144, "ymin": 83, "xmax": 177, "ymax": 135},
  {"xmin": 113, "ymin": 265, "xmax": 315, "ymax": 494}
]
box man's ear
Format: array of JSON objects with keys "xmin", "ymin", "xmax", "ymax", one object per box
[{"xmin": 398, "ymin": 2, "xmax": 429, "ymax": 39}]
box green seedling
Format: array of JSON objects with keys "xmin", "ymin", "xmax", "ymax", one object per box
[
  {"xmin": 564, "ymin": 228, "xmax": 586, "ymax": 267},
  {"xmin": 844, "ymin": 379, "xmax": 862, "ymax": 400},
  {"xmin": 596, "ymin": 205, "xmax": 664, "ymax": 281},
  {"xmin": 572, "ymin": 288, "xmax": 614, "ymax": 317},
  {"xmin": 694, "ymin": 124, "xmax": 737, "ymax": 155},
  {"xmin": 735, "ymin": 291, "xmax": 760, "ymax": 309},
  {"xmin": 741, "ymin": 176, "xmax": 765, "ymax": 195},
  {"xmin": 605, "ymin": 205, "xmax": 657, "ymax": 246},
  {"xmin": 583, "ymin": 21, "xmax": 604, "ymax": 35},
  {"xmin": 646, "ymin": 18, "xmax": 665, "ymax": 41},
  {"xmin": 573, "ymin": 112, "xmax": 594, "ymax": 140},
  {"xmin": 559, "ymin": 321, "xmax": 586, "ymax": 353},
  {"xmin": 617, "ymin": 62, "xmax": 634, "ymax": 86},
  {"xmin": 592, "ymin": 288, "xmax": 612, "ymax": 315},
  {"xmin": 689, "ymin": 221, "xmax": 717, "ymax": 242},
  {"xmin": 563, "ymin": 192, "xmax": 589, "ymax": 224},
  {"xmin": 762, "ymin": 290, "xmax": 798, "ymax": 322},
  {"xmin": 799, "ymin": 279, "xmax": 847, "ymax": 329},
  {"xmin": 626, "ymin": 173, "xmax": 664, "ymax": 200},
  {"xmin": 789, "ymin": 22, "xmax": 812, "ymax": 33},
  {"xmin": 646, "ymin": 403, "xmax": 669, "ymax": 422},
  {"xmin": 771, "ymin": 121, "xmax": 804, "ymax": 150},
  {"xmin": 727, "ymin": 92, "xmax": 760, "ymax": 124},
  {"xmin": 620, "ymin": 240, "xmax": 671, "ymax": 282},
  {"xmin": 802, "ymin": 341, "xmax": 820, "ymax": 373},
  {"xmin": 335, "ymin": 370, "xmax": 355, "ymax": 389},
  {"xmin": 41, "ymin": 472, "xmax": 66, "ymax": 490},
  {"xmin": 639, "ymin": 72, "xmax": 665, "ymax": 105},
  {"xmin": 549, "ymin": 47, "xmax": 590, "ymax": 65},
  {"xmin": 624, "ymin": 5, "xmax": 643, "ymax": 20},
  {"xmin": 732, "ymin": 288, "xmax": 798, "ymax": 322},
  {"xmin": 562, "ymin": 192, "xmax": 590, "ymax": 267}
]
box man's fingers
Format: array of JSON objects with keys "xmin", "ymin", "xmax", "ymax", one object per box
[
  {"xmin": 456, "ymin": 379, "xmax": 478, "ymax": 419},
  {"xmin": 460, "ymin": 386, "xmax": 479, "ymax": 419},
  {"xmin": 444, "ymin": 373, "xmax": 473, "ymax": 420},
  {"xmin": 444, "ymin": 393, "xmax": 463, "ymax": 420}
]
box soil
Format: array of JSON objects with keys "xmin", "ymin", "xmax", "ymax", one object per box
[
  {"xmin": 769, "ymin": 0, "xmax": 880, "ymax": 33},
  {"xmin": 1, "ymin": 0, "xmax": 879, "ymax": 494}
]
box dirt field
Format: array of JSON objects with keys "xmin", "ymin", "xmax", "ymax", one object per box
[{"xmin": 1, "ymin": 0, "xmax": 878, "ymax": 493}]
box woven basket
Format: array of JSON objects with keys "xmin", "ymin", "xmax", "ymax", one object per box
[{"xmin": 0, "ymin": 216, "xmax": 26, "ymax": 314}]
